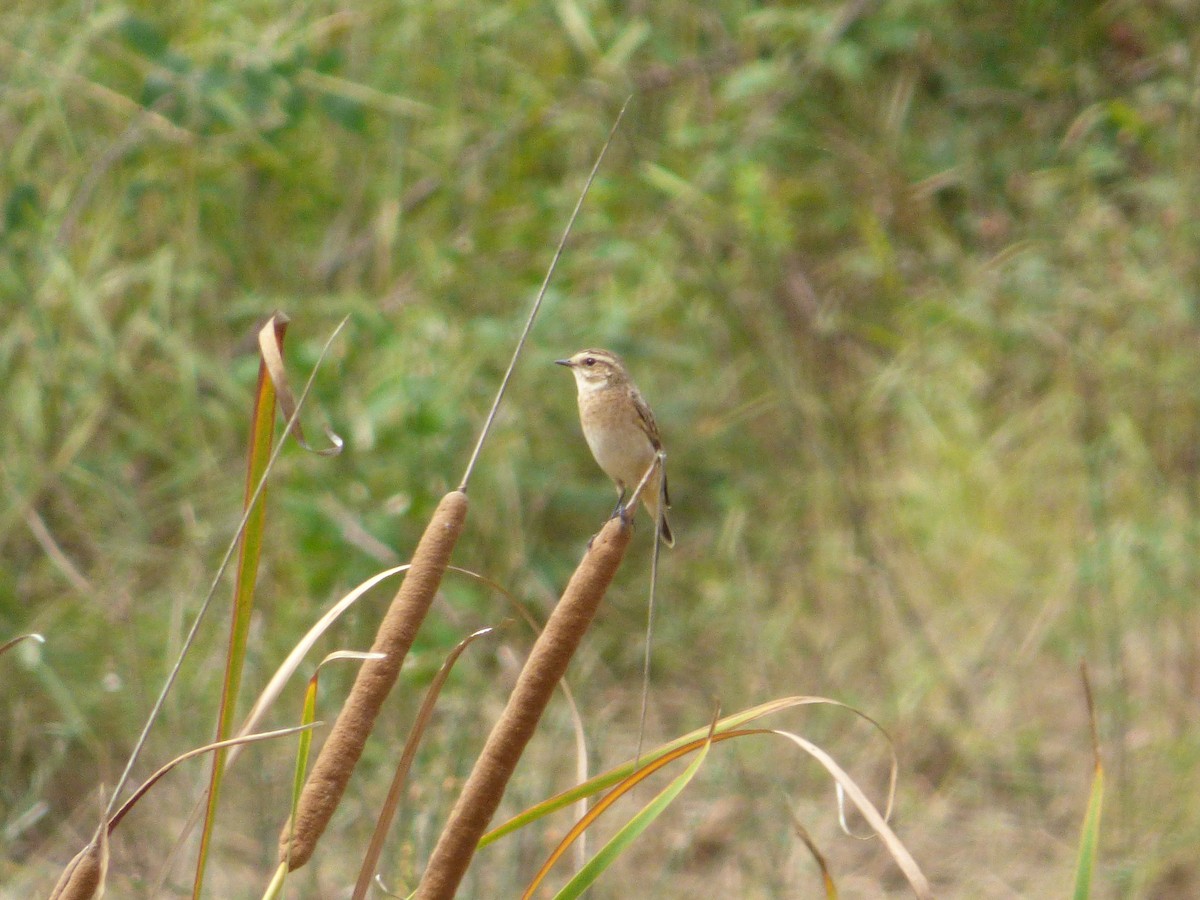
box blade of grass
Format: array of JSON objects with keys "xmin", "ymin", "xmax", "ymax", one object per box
[
  {"xmin": 523, "ymin": 719, "xmax": 900, "ymax": 898},
  {"xmin": 790, "ymin": 815, "xmax": 839, "ymax": 899},
  {"xmin": 257, "ymin": 312, "xmax": 344, "ymax": 457},
  {"xmin": 194, "ymin": 313, "xmax": 289, "ymax": 899},
  {"xmin": 526, "ymin": 732, "xmax": 749, "ymax": 893},
  {"xmin": 1072, "ymin": 756, "xmax": 1104, "ymax": 900},
  {"xmin": 234, "ymin": 566, "xmax": 411, "ymax": 759},
  {"xmin": 1072, "ymin": 661, "xmax": 1104, "ymax": 900},
  {"xmin": 0, "ymin": 633, "xmax": 44, "ymax": 658},
  {"xmin": 481, "ymin": 695, "xmax": 895, "ymax": 847},
  {"xmin": 770, "ymin": 729, "xmax": 931, "ymax": 898},
  {"xmin": 104, "ymin": 314, "xmax": 347, "ymax": 825},
  {"xmin": 108, "ymin": 724, "xmax": 321, "ymax": 832},
  {"xmin": 153, "ymin": 564, "xmax": 411, "ymax": 896},
  {"xmin": 534, "ymin": 714, "xmax": 722, "ymax": 900}
]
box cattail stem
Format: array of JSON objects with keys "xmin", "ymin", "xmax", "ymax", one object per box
[
  {"xmin": 280, "ymin": 489, "xmax": 469, "ymax": 870},
  {"xmin": 414, "ymin": 515, "xmax": 632, "ymax": 899}
]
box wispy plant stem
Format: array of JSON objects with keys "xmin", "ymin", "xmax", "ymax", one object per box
[{"xmin": 458, "ymin": 96, "xmax": 631, "ymax": 492}]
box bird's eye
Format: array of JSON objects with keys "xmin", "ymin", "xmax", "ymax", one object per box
[{"xmin": 584, "ymin": 357, "xmax": 595, "ymax": 366}]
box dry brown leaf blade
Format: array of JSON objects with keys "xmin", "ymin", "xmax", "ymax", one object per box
[{"xmin": 256, "ymin": 313, "xmax": 344, "ymax": 457}]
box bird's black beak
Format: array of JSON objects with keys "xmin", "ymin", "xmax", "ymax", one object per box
[{"xmin": 554, "ymin": 358, "xmax": 572, "ymax": 367}]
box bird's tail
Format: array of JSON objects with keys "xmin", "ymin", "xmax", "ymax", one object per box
[{"xmin": 643, "ymin": 493, "xmax": 675, "ymax": 548}]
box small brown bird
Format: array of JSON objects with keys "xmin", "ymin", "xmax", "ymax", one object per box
[{"xmin": 556, "ymin": 349, "xmax": 674, "ymax": 547}]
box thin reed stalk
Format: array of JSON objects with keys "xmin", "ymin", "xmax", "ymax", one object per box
[
  {"xmin": 414, "ymin": 514, "xmax": 633, "ymax": 900},
  {"xmin": 279, "ymin": 489, "xmax": 469, "ymax": 870}
]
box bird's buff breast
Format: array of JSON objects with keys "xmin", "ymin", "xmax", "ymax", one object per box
[{"xmin": 578, "ymin": 390, "xmax": 655, "ymax": 487}]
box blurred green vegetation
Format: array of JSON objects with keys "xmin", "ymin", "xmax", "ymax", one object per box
[{"xmin": 3, "ymin": 0, "xmax": 1200, "ymax": 895}]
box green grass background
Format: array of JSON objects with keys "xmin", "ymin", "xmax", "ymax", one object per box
[{"xmin": 3, "ymin": 0, "xmax": 1199, "ymax": 896}]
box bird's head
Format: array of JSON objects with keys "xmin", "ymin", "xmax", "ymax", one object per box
[{"xmin": 554, "ymin": 349, "xmax": 628, "ymax": 389}]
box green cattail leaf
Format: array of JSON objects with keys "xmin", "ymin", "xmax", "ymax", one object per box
[{"xmin": 1072, "ymin": 759, "xmax": 1104, "ymax": 898}]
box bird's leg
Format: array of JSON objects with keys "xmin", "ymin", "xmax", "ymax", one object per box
[
  {"xmin": 614, "ymin": 488, "xmax": 636, "ymax": 528},
  {"xmin": 590, "ymin": 488, "xmax": 626, "ymax": 550},
  {"xmin": 610, "ymin": 486, "xmax": 627, "ymax": 520}
]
